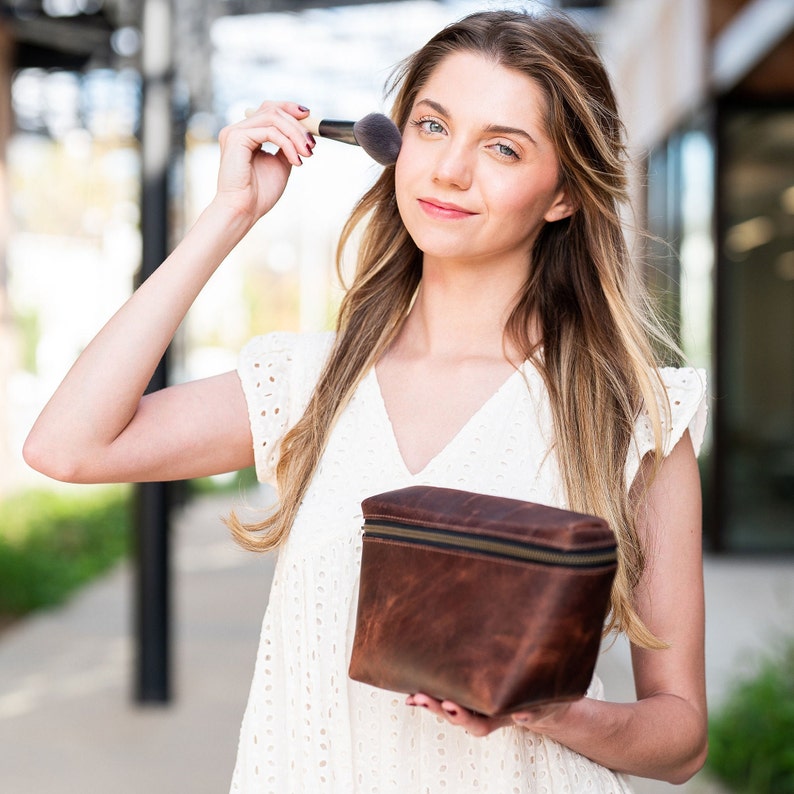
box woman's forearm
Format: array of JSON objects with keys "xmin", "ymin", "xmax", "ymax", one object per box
[
  {"xmin": 23, "ymin": 200, "xmax": 252, "ymax": 479},
  {"xmin": 523, "ymin": 692, "xmax": 708, "ymax": 784},
  {"xmin": 409, "ymin": 681, "xmax": 707, "ymax": 785}
]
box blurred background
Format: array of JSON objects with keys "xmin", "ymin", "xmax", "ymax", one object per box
[{"xmin": 0, "ymin": 0, "xmax": 792, "ymax": 792}]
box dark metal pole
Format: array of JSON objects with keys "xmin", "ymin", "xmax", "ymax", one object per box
[
  {"xmin": 134, "ymin": 481, "xmax": 171, "ymax": 702},
  {"xmin": 135, "ymin": 0, "xmax": 173, "ymax": 703}
]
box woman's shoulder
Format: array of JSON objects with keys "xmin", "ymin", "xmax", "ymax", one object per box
[
  {"xmin": 656, "ymin": 365, "xmax": 707, "ymax": 396},
  {"xmin": 237, "ymin": 330, "xmax": 335, "ymax": 412},
  {"xmin": 623, "ymin": 366, "xmax": 708, "ymax": 486},
  {"xmin": 239, "ymin": 329, "xmax": 335, "ymax": 367},
  {"xmin": 639, "ymin": 366, "xmax": 709, "ymax": 457},
  {"xmin": 236, "ymin": 330, "xmax": 335, "ymax": 484}
]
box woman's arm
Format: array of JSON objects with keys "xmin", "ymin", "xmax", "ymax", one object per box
[
  {"xmin": 411, "ymin": 431, "xmax": 708, "ymax": 784},
  {"xmin": 24, "ymin": 101, "xmax": 316, "ymax": 484}
]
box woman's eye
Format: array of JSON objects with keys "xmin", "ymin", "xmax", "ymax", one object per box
[
  {"xmin": 411, "ymin": 117, "xmax": 445, "ymax": 135},
  {"xmin": 493, "ymin": 142, "xmax": 519, "ymax": 159}
]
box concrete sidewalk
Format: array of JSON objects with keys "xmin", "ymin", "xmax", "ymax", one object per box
[
  {"xmin": 0, "ymin": 492, "xmax": 274, "ymax": 793},
  {"xmin": 0, "ymin": 491, "xmax": 792, "ymax": 793}
]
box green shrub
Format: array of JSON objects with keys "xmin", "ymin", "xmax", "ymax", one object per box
[
  {"xmin": 707, "ymin": 639, "xmax": 794, "ymax": 793},
  {"xmin": 0, "ymin": 486, "xmax": 131, "ymax": 616}
]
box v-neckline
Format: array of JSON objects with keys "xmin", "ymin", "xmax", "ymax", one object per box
[{"xmin": 369, "ymin": 364, "xmax": 528, "ymax": 478}]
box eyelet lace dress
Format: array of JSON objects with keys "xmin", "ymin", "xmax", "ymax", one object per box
[{"xmin": 230, "ymin": 331, "xmax": 708, "ymax": 794}]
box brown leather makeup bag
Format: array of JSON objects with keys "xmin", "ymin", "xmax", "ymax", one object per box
[{"xmin": 349, "ymin": 485, "xmax": 618, "ymax": 717}]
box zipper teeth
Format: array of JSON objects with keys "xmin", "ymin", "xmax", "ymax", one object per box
[{"xmin": 364, "ymin": 522, "xmax": 617, "ymax": 567}]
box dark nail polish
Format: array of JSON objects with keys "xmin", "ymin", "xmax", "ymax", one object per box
[
  {"xmin": 298, "ymin": 105, "xmax": 310, "ymax": 113},
  {"xmin": 442, "ymin": 706, "xmax": 458, "ymax": 716},
  {"xmin": 306, "ymin": 132, "xmax": 316, "ymax": 148}
]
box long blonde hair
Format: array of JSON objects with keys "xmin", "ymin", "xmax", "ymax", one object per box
[{"xmin": 228, "ymin": 9, "xmax": 673, "ymax": 648}]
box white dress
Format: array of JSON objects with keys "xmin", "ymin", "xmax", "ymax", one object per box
[{"xmin": 230, "ymin": 331, "xmax": 708, "ymax": 794}]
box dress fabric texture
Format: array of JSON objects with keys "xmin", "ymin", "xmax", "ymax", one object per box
[{"xmin": 230, "ymin": 331, "xmax": 709, "ymax": 794}]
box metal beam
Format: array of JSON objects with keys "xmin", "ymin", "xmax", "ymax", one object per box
[{"xmin": 9, "ymin": 14, "xmax": 112, "ymax": 55}]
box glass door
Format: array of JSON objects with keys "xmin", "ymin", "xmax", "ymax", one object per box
[{"xmin": 718, "ymin": 106, "xmax": 794, "ymax": 552}]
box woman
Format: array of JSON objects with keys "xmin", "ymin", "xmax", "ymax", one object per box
[{"xmin": 24, "ymin": 9, "xmax": 709, "ymax": 792}]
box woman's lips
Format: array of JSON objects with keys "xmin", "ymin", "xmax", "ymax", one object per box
[{"xmin": 417, "ymin": 198, "xmax": 477, "ymax": 220}]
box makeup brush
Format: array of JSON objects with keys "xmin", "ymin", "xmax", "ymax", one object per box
[
  {"xmin": 308, "ymin": 113, "xmax": 402, "ymax": 166},
  {"xmin": 245, "ymin": 109, "xmax": 402, "ymax": 166}
]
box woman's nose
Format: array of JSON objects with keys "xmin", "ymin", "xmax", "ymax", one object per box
[{"xmin": 431, "ymin": 141, "xmax": 473, "ymax": 190}]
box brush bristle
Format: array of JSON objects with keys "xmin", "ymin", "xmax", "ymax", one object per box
[{"xmin": 352, "ymin": 113, "xmax": 402, "ymax": 166}]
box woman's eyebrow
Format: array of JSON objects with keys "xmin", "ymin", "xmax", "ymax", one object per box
[
  {"xmin": 415, "ymin": 98, "xmax": 448, "ymax": 116},
  {"xmin": 414, "ymin": 98, "xmax": 537, "ymax": 146},
  {"xmin": 484, "ymin": 123, "xmax": 537, "ymax": 145}
]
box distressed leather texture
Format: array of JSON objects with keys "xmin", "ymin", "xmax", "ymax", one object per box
[{"xmin": 349, "ymin": 485, "xmax": 617, "ymax": 717}]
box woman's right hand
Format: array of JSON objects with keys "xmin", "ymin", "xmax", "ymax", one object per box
[{"xmin": 213, "ymin": 101, "xmax": 316, "ymax": 226}]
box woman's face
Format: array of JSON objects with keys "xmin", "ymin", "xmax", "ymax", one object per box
[{"xmin": 395, "ymin": 51, "xmax": 573, "ymax": 273}]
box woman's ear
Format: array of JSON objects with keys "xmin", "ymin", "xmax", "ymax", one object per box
[{"xmin": 544, "ymin": 187, "xmax": 577, "ymax": 223}]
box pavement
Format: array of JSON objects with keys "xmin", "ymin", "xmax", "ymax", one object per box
[{"xmin": 0, "ymin": 489, "xmax": 793, "ymax": 794}]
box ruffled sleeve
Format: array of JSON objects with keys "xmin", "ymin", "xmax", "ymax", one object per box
[
  {"xmin": 625, "ymin": 367, "xmax": 709, "ymax": 485},
  {"xmin": 237, "ymin": 331, "xmax": 334, "ymax": 485}
]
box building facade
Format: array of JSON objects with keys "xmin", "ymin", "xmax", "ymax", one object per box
[{"xmin": 600, "ymin": 0, "xmax": 794, "ymax": 552}]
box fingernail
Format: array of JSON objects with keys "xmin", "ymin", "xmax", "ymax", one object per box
[
  {"xmin": 305, "ymin": 132, "xmax": 316, "ymax": 149},
  {"xmin": 298, "ymin": 105, "xmax": 310, "ymax": 113},
  {"xmin": 442, "ymin": 706, "xmax": 458, "ymax": 716}
]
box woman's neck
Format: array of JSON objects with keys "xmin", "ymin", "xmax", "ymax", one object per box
[{"xmin": 391, "ymin": 258, "xmax": 531, "ymax": 363}]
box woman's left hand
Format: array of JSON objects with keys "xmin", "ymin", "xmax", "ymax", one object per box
[
  {"xmin": 406, "ymin": 693, "xmax": 573, "ymax": 737},
  {"xmin": 406, "ymin": 694, "xmax": 509, "ymax": 736}
]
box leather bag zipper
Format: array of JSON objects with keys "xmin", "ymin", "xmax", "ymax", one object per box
[{"xmin": 363, "ymin": 521, "xmax": 617, "ymax": 568}]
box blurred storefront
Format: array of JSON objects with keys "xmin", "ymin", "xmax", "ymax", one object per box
[
  {"xmin": 600, "ymin": 0, "xmax": 794, "ymax": 552},
  {"xmin": 0, "ymin": 0, "xmax": 139, "ymax": 493}
]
